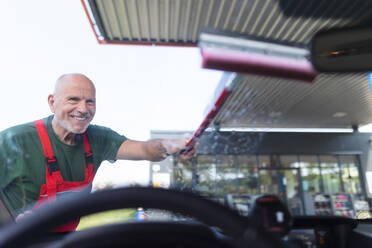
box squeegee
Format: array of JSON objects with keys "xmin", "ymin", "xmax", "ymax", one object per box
[{"xmin": 181, "ymin": 30, "xmax": 317, "ymax": 153}]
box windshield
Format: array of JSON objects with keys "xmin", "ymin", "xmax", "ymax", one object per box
[{"xmin": 1, "ymin": 0, "xmax": 372, "ymax": 231}]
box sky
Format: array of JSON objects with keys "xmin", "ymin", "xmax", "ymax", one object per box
[{"xmin": 0, "ymin": 0, "xmax": 222, "ymax": 186}]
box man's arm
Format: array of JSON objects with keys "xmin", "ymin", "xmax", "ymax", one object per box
[{"xmin": 116, "ymin": 138, "xmax": 197, "ymax": 162}]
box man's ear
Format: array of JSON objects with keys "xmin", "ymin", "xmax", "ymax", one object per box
[{"xmin": 48, "ymin": 94, "xmax": 56, "ymax": 113}]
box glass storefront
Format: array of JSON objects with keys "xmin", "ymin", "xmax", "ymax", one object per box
[
  {"xmin": 173, "ymin": 154, "xmax": 369, "ymax": 218},
  {"xmin": 299, "ymin": 155, "xmax": 321, "ymax": 194},
  {"xmin": 320, "ymin": 155, "xmax": 342, "ymax": 194},
  {"xmin": 197, "ymin": 155, "xmax": 216, "ymax": 194},
  {"xmin": 215, "ymin": 155, "xmax": 236, "ymax": 196},
  {"xmin": 236, "ymin": 155, "xmax": 258, "ymax": 195},
  {"xmin": 340, "ymin": 155, "xmax": 362, "ymax": 195}
]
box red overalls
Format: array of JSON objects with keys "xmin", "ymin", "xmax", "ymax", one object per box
[{"xmin": 32, "ymin": 119, "xmax": 96, "ymax": 232}]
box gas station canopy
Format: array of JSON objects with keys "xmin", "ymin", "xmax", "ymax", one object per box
[{"xmin": 82, "ymin": 0, "xmax": 372, "ymax": 129}]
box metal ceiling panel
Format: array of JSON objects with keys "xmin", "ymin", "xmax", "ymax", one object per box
[
  {"xmin": 211, "ymin": 73, "xmax": 372, "ymax": 128},
  {"xmin": 83, "ymin": 0, "xmax": 372, "ymax": 46}
]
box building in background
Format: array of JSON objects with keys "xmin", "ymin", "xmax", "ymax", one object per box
[{"xmin": 151, "ymin": 130, "xmax": 372, "ymax": 219}]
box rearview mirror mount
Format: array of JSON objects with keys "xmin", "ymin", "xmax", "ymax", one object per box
[{"xmin": 311, "ymin": 26, "xmax": 372, "ymax": 72}]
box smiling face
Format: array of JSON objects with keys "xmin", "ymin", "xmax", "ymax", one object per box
[{"xmin": 48, "ymin": 74, "xmax": 96, "ymax": 139}]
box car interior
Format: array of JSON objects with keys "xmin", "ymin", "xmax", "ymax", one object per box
[{"xmin": 1, "ymin": 0, "xmax": 372, "ymax": 247}]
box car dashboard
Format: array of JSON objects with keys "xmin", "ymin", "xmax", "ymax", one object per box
[
  {"xmin": 9, "ymin": 216, "xmax": 371, "ymax": 248},
  {"xmin": 284, "ymin": 216, "xmax": 358, "ymax": 248},
  {"xmin": 0, "ymin": 188, "xmax": 371, "ymax": 248}
]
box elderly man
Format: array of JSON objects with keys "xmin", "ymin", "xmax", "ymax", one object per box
[{"xmin": 0, "ymin": 73, "xmax": 196, "ymax": 231}]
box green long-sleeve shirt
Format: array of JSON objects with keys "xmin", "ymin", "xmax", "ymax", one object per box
[{"xmin": 0, "ymin": 115, "xmax": 126, "ymax": 215}]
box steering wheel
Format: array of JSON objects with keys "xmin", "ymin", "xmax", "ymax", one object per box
[{"xmin": 0, "ymin": 187, "xmax": 283, "ymax": 248}]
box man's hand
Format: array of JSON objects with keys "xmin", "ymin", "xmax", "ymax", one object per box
[
  {"xmin": 177, "ymin": 142, "xmax": 199, "ymax": 161},
  {"xmin": 161, "ymin": 138, "xmax": 199, "ymax": 162}
]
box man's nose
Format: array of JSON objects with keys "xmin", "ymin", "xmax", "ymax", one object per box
[{"xmin": 77, "ymin": 102, "xmax": 88, "ymax": 113}]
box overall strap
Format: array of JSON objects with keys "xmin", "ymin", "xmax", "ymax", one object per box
[
  {"xmin": 35, "ymin": 119, "xmax": 62, "ymax": 200},
  {"xmin": 34, "ymin": 119, "xmax": 59, "ymax": 173},
  {"xmin": 35, "ymin": 119, "xmax": 55, "ymax": 161},
  {"xmin": 83, "ymin": 133, "xmax": 94, "ymax": 167},
  {"xmin": 82, "ymin": 133, "xmax": 95, "ymax": 184}
]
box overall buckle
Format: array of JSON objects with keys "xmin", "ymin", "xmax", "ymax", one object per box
[{"xmin": 47, "ymin": 157, "xmax": 59, "ymax": 174}]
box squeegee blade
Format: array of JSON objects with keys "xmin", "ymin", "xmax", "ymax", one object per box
[{"xmin": 199, "ymin": 30, "xmax": 317, "ymax": 83}]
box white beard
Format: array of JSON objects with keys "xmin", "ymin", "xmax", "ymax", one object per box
[{"xmin": 55, "ymin": 116, "xmax": 89, "ymax": 134}]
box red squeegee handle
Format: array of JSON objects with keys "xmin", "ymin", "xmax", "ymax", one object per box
[{"xmin": 180, "ymin": 87, "xmax": 232, "ymax": 154}]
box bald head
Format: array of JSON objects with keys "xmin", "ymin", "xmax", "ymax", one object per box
[{"xmin": 54, "ymin": 73, "xmax": 95, "ymax": 98}]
